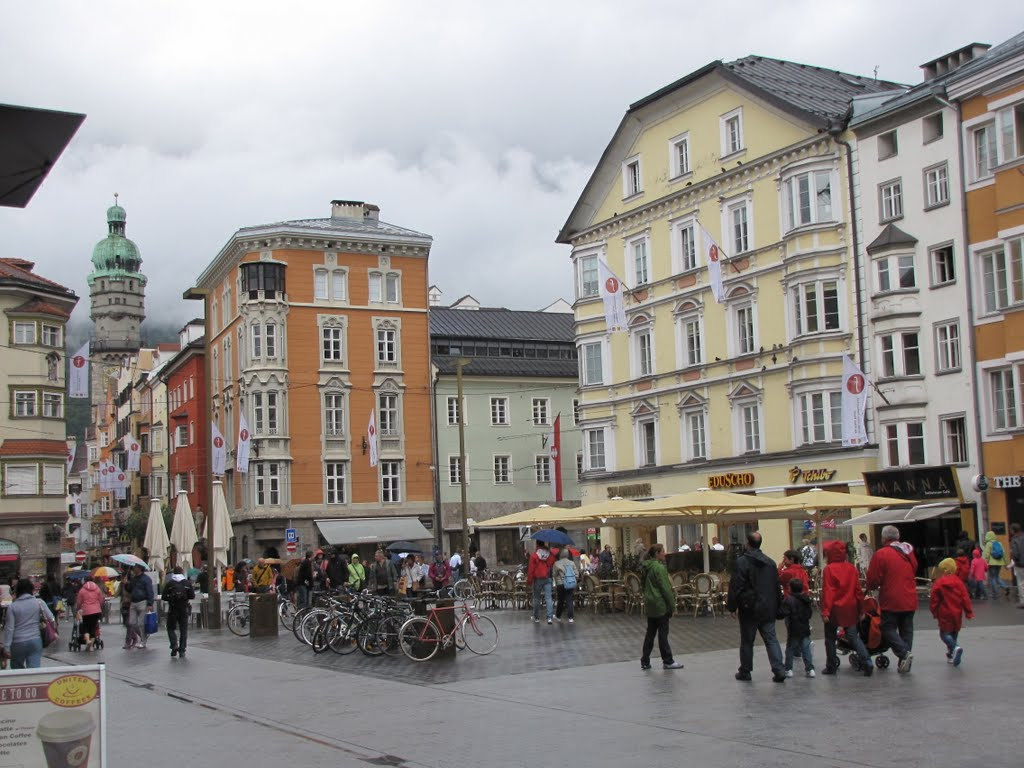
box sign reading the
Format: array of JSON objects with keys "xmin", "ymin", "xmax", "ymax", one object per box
[{"xmin": 992, "ymin": 475, "xmax": 1022, "ymax": 489}]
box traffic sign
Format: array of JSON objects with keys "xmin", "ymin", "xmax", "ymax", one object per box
[
  {"xmin": 286, "ymin": 541, "xmax": 297, "ymax": 553},
  {"xmin": 75, "ymin": 550, "xmax": 87, "ymax": 564},
  {"xmin": 285, "ymin": 528, "xmax": 298, "ymax": 543}
]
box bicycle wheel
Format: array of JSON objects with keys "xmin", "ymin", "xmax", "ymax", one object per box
[
  {"xmin": 376, "ymin": 615, "xmax": 405, "ymax": 657},
  {"xmin": 357, "ymin": 616, "xmax": 385, "ymax": 657},
  {"xmin": 227, "ymin": 605, "xmax": 250, "ymax": 637},
  {"xmin": 279, "ymin": 600, "xmax": 297, "ymax": 631},
  {"xmin": 311, "ymin": 617, "xmax": 335, "ymax": 654},
  {"xmin": 328, "ymin": 617, "xmax": 359, "ymax": 655},
  {"xmin": 296, "ymin": 609, "xmax": 328, "ymax": 646},
  {"xmin": 459, "ymin": 613, "xmax": 498, "ymax": 655},
  {"xmin": 452, "ymin": 579, "xmax": 474, "ymax": 600},
  {"xmin": 399, "ymin": 617, "xmax": 439, "ymax": 662}
]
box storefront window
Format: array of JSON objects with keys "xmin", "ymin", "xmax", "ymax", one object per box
[{"xmin": 790, "ymin": 509, "xmax": 852, "ymax": 556}]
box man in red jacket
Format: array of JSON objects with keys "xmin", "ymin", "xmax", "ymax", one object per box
[{"xmin": 865, "ymin": 525, "xmax": 918, "ymax": 673}]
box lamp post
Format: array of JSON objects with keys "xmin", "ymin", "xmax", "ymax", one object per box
[{"xmin": 455, "ymin": 357, "xmax": 472, "ymax": 554}]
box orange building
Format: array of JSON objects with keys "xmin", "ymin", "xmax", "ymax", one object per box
[
  {"xmin": 194, "ymin": 201, "xmax": 435, "ymax": 558},
  {"xmin": 948, "ymin": 35, "xmax": 1024, "ymax": 554}
]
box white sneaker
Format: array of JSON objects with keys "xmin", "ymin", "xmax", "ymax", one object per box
[
  {"xmin": 784, "ymin": 669, "xmax": 794, "ymax": 678},
  {"xmin": 533, "ymin": 618, "xmax": 540, "ymax": 623},
  {"xmin": 547, "ymin": 618, "xmax": 552, "ymax": 625},
  {"xmin": 568, "ymin": 618, "xmax": 574, "ymax": 624},
  {"xmin": 897, "ymin": 653, "xmax": 913, "ymax": 673},
  {"xmin": 806, "ymin": 669, "xmax": 815, "ymax": 678}
]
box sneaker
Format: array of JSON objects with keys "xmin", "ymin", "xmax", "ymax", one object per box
[
  {"xmin": 735, "ymin": 671, "xmax": 752, "ymax": 681},
  {"xmin": 533, "ymin": 618, "xmax": 540, "ymax": 623},
  {"xmin": 946, "ymin": 652, "xmax": 954, "ymax": 664},
  {"xmin": 568, "ymin": 618, "xmax": 574, "ymax": 624},
  {"xmin": 641, "ymin": 662, "xmax": 652, "ymax": 671},
  {"xmin": 663, "ymin": 661, "xmax": 684, "ymax": 670},
  {"xmin": 897, "ymin": 653, "xmax": 913, "ymax": 674},
  {"xmin": 170, "ymin": 648, "xmax": 178, "ymax": 657},
  {"xmin": 784, "ymin": 669, "xmax": 794, "ymax": 678},
  {"xmin": 772, "ymin": 673, "xmax": 787, "ymax": 683},
  {"xmin": 953, "ymin": 647, "xmax": 963, "ymax": 667},
  {"xmin": 547, "ymin": 618, "xmax": 552, "ymax": 625},
  {"xmin": 805, "ymin": 669, "xmax": 815, "ymax": 678},
  {"xmin": 122, "ymin": 644, "xmax": 132, "ymax": 650},
  {"xmin": 137, "ymin": 643, "xmax": 147, "ymax": 650},
  {"xmin": 555, "ymin": 616, "xmax": 561, "ymax": 622}
]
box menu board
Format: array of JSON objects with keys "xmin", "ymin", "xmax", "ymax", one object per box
[{"xmin": 0, "ymin": 665, "xmax": 105, "ymax": 767}]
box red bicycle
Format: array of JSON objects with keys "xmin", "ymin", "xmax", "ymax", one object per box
[{"xmin": 398, "ymin": 595, "xmax": 498, "ymax": 661}]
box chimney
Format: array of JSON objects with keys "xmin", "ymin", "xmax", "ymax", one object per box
[
  {"xmin": 920, "ymin": 42, "xmax": 990, "ymax": 82},
  {"xmin": 330, "ymin": 200, "xmax": 379, "ymax": 221}
]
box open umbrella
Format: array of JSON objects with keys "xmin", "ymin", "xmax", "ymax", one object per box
[
  {"xmin": 170, "ymin": 491, "xmax": 199, "ymax": 571},
  {"xmin": 65, "ymin": 569, "xmax": 90, "ymax": 580},
  {"xmin": 143, "ymin": 497, "xmax": 170, "ymax": 573},
  {"xmin": 386, "ymin": 541, "xmax": 423, "ymax": 553},
  {"xmin": 111, "ymin": 553, "xmax": 149, "ymax": 569},
  {"xmin": 531, "ymin": 529, "xmax": 574, "ymax": 546},
  {"xmin": 91, "ymin": 566, "xmax": 118, "ymax": 579}
]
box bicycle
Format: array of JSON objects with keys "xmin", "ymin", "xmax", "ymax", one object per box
[
  {"xmin": 226, "ymin": 591, "xmax": 299, "ymax": 636},
  {"xmin": 399, "ymin": 593, "xmax": 498, "ymax": 662}
]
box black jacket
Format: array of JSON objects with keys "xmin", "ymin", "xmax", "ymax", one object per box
[
  {"xmin": 326, "ymin": 556, "xmax": 348, "ymax": 588},
  {"xmin": 297, "ymin": 558, "xmax": 314, "ymax": 589},
  {"xmin": 955, "ymin": 535, "xmax": 976, "ymax": 558},
  {"xmin": 726, "ymin": 548, "xmax": 782, "ymax": 623},
  {"xmin": 782, "ymin": 592, "xmax": 813, "ymax": 639}
]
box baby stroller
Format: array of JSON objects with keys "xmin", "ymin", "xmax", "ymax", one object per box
[
  {"xmin": 836, "ymin": 596, "xmax": 890, "ymax": 670},
  {"xmin": 68, "ymin": 616, "xmax": 104, "ymax": 652}
]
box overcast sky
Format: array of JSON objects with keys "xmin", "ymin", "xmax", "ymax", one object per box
[{"xmin": 1, "ymin": 1, "xmax": 1016, "ymax": 329}]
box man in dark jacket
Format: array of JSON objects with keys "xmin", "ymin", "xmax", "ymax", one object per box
[
  {"xmin": 726, "ymin": 531, "xmax": 786, "ymax": 682},
  {"xmin": 955, "ymin": 530, "xmax": 976, "ymax": 559},
  {"xmin": 368, "ymin": 550, "xmax": 398, "ymax": 596},
  {"xmin": 163, "ymin": 567, "xmax": 195, "ymax": 658},
  {"xmin": 326, "ymin": 552, "xmax": 348, "ymax": 592},
  {"xmin": 865, "ymin": 524, "xmax": 918, "ymax": 673},
  {"xmin": 296, "ymin": 551, "xmax": 315, "ymax": 608},
  {"xmin": 1010, "ymin": 523, "xmax": 1024, "ymax": 609},
  {"xmin": 127, "ymin": 564, "xmax": 155, "ymax": 649}
]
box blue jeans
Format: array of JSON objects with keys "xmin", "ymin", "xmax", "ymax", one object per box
[
  {"xmin": 987, "ymin": 565, "xmax": 1007, "ymax": 597},
  {"xmin": 939, "ymin": 630, "xmax": 959, "ymax": 655},
  {"xmin": 739, "ymin": 618, "xmax": 785, "ymax": 676},
  {"xmin": 824, "ymin": 619, "xmax": 872, "ymax": 669},
  {"xmin": 10, "ymin": 636, "xmax": 43, "ymax": 669},
  {"xmin": 296, "ymin": 585, "xmax": 310, "ymax": 609},
  {"xmin": 785, "ymin": 635, "xmax": 814, "ymax": 672},
  {"xmin": 880, "ymin": 610, "xmax": 914, "ymax": 659},
  {"xmin": 532, "ymin": 578, "xmax": 553, "ymax": 620}
]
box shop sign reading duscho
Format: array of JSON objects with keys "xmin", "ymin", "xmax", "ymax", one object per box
[{"xmin": 708, "ymin": 472, "xmax": 755, "ymax": 489}]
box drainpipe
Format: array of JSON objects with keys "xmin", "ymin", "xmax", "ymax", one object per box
[
  {"xmin": 429, "ymin": 365, "xmax": 443, "ymax": 553},
  {"xmin": 830, "ymin": 126, "xmax": 868, "ymax": 371}
]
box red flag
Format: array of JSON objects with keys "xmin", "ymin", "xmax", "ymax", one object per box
[{"xmin": 550, "ymin": 414, "xmax": 563, "ymax": 502}]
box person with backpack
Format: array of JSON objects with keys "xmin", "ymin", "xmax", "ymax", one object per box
[
  {"xmin": 527, "ymin": 541, "xmax": 554, "ymax": 625},
  {"xmin": 163, "ymin": 566, "xmax": 195, "ymax": 658},
  {"xmin": 983, "ymin": 530, "xmax": 1009, "ymax": 599},
  {"xmin": 865, "ymin": 525, "xmax": 917, "ymax": 674},
  {"xmin": 552, "ymin": 548, "xmax": 578, "ymax": 623}
]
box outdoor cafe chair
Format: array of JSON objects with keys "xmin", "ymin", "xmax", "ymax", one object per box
[{"xmin": 692, "ymin": 573, "xmax": 717, "ymax": 617}]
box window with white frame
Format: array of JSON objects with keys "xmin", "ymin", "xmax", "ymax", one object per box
[
  {"xmin": 314, "ymin": 269, "xmax": 328, "ymax": 300},
  {"xmin": 673, "ymin": 218, "xmax": 698, "ymax": 272},
  {"xmin": 576, "ymin": 451, "xmax": 583, "ymax": 479},
  {"xmin": 4, "ymin": 464, "xmax": 38, "ymax": 495},
  {"xmin": 879, "ymin": 332, "xmax": 921, "ymax": 377},
  {"xmin": 580, "ymin": 341, "xmax": 604, "ymax": 386},
  {"xmin": 633, "ymin": 327, "xmax": 653, "ymax": 378},
  {"xmin": 251, "ymin": 324, "xmax": 262, "ymax": 357},
  {"xmin": 43, "ymin": 465, "xmax": 63, "ymax": 495},
  {"xmin": 332, "ymin": 270, "xmax": 347, "ymax": 302},
  {"xmin": 325, "ymin": 462, "xmax": 346, "ymax": 504},
  {"xmin": 883, "ymin": 422, "xmax": 926, "ymax": 466},
  {"xmin": 577, "ymin": 254, "xmax": 599, "ymax": 298},
  {"xmin": 792, "ymin": 279, "xmax": 840, "ymax": 335},
  {"xmin": 735, "ymin": 303, "xmax": 756, "ymax": 356},
  {"xmin": 41, "ymin": 324, "xmax": 61, "ymax": 347},
  {"xmin": 680, "ymin": 311, "xmax": 703, "ymax": 367},
  {"xmin": 940, "ymin": 415, "xmax": 968, "ymax": 464},
  {"xmin": 573, "ymin": 399, "xmax": 580, "ymax": 425},
  {"xmin": 368, "ymin": 272, "xmax": 383, "ymax": 303},
  {"xmin": 535, "ymin": 455, "xmax": 551, "ymax": 484},
  {"xmin": 42, "ymin": 392, "xmax": 62, "ymax": 418},
  {"xmin": 930, "ymin": 244, "xmax": 955, "ymax": 286},
  {"xmin": 721, "ymin": 109, "xmax": 744, "ymax": 156},
  {"xmin": 174, "ymin": 424, "xmax": 189, "ymax": 448},
  {"xmin": 682, "ymin": 408, "xmax": 707, "ymax": 461},
  {"xmin": 376, "ymin": 327, "xmax": 397, "ymax": 364},
  {"xmin": 385, "ymin": 273, "xmax": 400, "ymax": 303},
  {"xmin": 996, "ymin": 101, "xmax": 1024, "ymax": 162},
  {"xmin": 531, "ymin": 398, "xmax": 550, "ymax": 426},
  {"xmin": 783, "ymin": 169, "xmax": 834, "ymax": 231},
  {"xmin": 875, "ymin": 253, "xmax": 916, "ymax": 293},
  {"xmin": 322, "ymin": 326, "xmax": 344, "ymax": 362},
  {"xmin": 254, "ymin": 462, "xmax": 280, "ymax": 505},
  {"xmin": 727, "ymin": 199, "xmax": 751, "ymax": 254},
  {"xmin": 378, "ymin": 393, "xmax": 399, "ymax": 436},
  {"xmin": 493, "ymin": 455, "xmax": 511, "ymax": 484},
  {"xmin": 264, "ymin": 324, "xmax": 277, "ymax": 357},
  {"xmin": 14, "ymin": 391, "xmax": 36, "ymax": 417},
  {"xmin": 981, "ymin": 238, "xmax": 1024, "ymax": 312},
  {"xmin": 490, "ymin": 397, "xmax": 509, "ymax": 426},
  {"xmin": 637, "ymin": 419, "xmax": 657, "ymax": 466},
  {"xmin": 879, "ymin": 179, "xmax": 903, "ymax": 222},
  {"xmin": 970, "ymin": 122, "xmax": 997, "ymax": 181},
  {"xmin": 935, "ymin": 321, "xmax": 961, "ymax": 373},
  {"xmin": 924, "ymin": 163, "xmax": 949, "ymax": 208},
  {"xmin": 447, "ymin": 455, "xmax": 467, "ymax": 486},
  {"xmin": 670, "ymin": 133, "xmax": 691, "ymax": 178},
  {"xmin": 446, "ymin": 396, "xmax": 464, "ymax": 426},
  {"xmin": 623, "ymin": 156, "xmax": 642, "ymax": 197},
  {"xmin": 796, "ymin": 391, "xmax": 842, "ymax": 445},
  {"xmin": 324, "ymin": 393, "xmax": 345, "ymax": 436},
  {"xmin": 253, "ymin": 391, "xmax": 279, "ymax": 435},
  {"xmin": 628, "ymin": 235, "xmax": 650, "ymax": 286},
  {"xmin": 13, "ymin": 322, "xmax": 35, "ymax": 345},
  {"xmin": 989, "ymin": 368, "xmax": 1018, "ymax": 430},
  {"xmin": 737, "ymin": 400, "xmax": 761, "ymax": 454},
  {"xmin": 585, "ymin": 428, "xmax": 606, "ymax": 471}
]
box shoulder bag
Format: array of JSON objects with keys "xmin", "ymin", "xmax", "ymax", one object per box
[{"xmin": 38, "ymin": 600, "xmax": 58, "ymax": 648}]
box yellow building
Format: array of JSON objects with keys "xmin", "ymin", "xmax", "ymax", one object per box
[{"xmin": 558, "ymin": 57, "xmax": 902, "ymax": 561}]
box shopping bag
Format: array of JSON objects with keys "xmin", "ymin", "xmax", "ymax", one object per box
[{"xmin": 144, "ymin": 611, "xmax": 158, "ymax": 635}]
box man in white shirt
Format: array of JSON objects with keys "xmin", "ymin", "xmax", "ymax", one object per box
[
  {"xmin": 711, "ymin": 537, "xmax": 726, "ymax": 551},
  {"xmin": 449, "ymin": 550, "xmax": 463, "ymax": 582},
  {"xmin": 678, "ymin": 539, "xmax": 691, "ymax": 552}
]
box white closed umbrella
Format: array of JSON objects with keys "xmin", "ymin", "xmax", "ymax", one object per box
[
  {"xmin": 211, "ymin": 481, "xmax": 234, "ymax": 591},
  {"xmin": 142, "ymin": 497, "xmax": 170, "ymax": 574},
  {"xmin": 170, "ymin": 491, "xmax": 199, "ymax": 571}
]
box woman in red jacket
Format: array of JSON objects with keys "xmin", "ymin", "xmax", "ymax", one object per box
[
  {"xmin": 820, "ymin": 540, "xmax": 872, "ymax": 676},
  {"xmin": 929, "ymin": 557, "xmax": 974, "ymax": 667},
  {"xmin": 75, "ymin": 577, "xmax": 106, "ymax": 652}
]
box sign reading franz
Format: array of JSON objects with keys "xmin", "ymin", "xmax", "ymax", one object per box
[
  {"xmin": 708, "ymin": 472, "xmax": 755, "ymax": 489},
  {"xmin": 606, "ymin": 483, "xmax": 651, "ymax": 499},
  {"xmin": 789, "ymin": 466, "xmax": 838, "ymax": 484},
  {"xmin": 863, "ymin": 466, "xmax": 960, "ymax": 500}
]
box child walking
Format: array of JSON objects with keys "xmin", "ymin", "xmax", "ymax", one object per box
[
  {"xmin": 968, "ymin": 548, "xmax": 988, "ymax": 600},
  {"xmin": 782, "ymin": 578, "xmax": 815, "ymax": 678},
  {"xmin": 929, "ymin": 557, "xmax": 974, "ymax": 667}
]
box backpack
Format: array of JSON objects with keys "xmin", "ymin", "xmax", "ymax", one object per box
[
  {"xmin": 991, "ymin": 540, "xmax": 1004, "ymax": 559},
  {"xmin": 563, "ymin": 562, "xmax": 577, "ymax": 589},
  {"xmin": 164, "ymin": 579, "xmax": 191, "ymax": 605}
]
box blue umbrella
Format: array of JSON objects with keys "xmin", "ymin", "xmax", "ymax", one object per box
[
  {"xmin": 531, "ymin": 529, "xmax": 574, "ymax": 546},
  {"xmin": 65, "ymin": 569, "xmax": 90, "ymax": 580}
]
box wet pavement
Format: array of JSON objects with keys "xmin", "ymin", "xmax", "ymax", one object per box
[{"xmin": 41, "ymin": 596, "xmax": 1023, "ymax": 766}]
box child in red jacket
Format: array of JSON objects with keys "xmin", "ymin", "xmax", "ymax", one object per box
[
  {"xmin": 968, "ymin": 548, "xmax": 988, "ymax": 600},
  {"xmin": 930, "ymin": 557, "xmax": 974, "ymax": 667}
]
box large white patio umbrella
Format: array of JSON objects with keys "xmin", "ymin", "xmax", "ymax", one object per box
[
  {"xmin": 170, "ymin": 490, "xmax": 199, "ymax": 571},
  {"xmin": 142, "ymin": 497, "xmax": 170, "ymax": 575},
  {"xmin": 211, "ymin": 480, "xmax": 234, "ymax": 588}
]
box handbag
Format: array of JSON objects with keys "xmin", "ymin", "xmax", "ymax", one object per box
[
  {"xmin": 144, "ymin": 611, "xmax": 158, "ymax": 635},
  {"xmin": 38, "ymin": 601, "xmax": 58, "ymax": 648}
]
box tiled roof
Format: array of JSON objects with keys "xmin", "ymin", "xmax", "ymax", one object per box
[
  {"xmin": 433, "ymin": 356, "xmax": 579, "ymax": 379},
  {"xmin": 71, "ymin": 443, "xmax": 88, "ymax": 474},
  {"xmin": 4, "ymin": 296, "xmax": 71, "ymax": 318},
  {"xmin": 0, "ymin": 258, "xmax": 77, "ymax": 297},
  {"xmin": 430, "ymin": 308, "xmax": 575, "ymax": 342},
  {"xmin": 866, "ymin": 224, "xmax": 918, "ymax": 254},
  {"xmin": 0, "ymin": 439, "xmax": 68, "ymax": 457},
  {"xmin": 237, "ymin": 216, "xmax": 432, "ymax": 243}
]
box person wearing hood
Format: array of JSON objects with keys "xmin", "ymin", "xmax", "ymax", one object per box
[
  {"xmin": 639, "ymin": 544, "xmax": 684, "ymax": 670},
  {"xmin": 726, "ymin": 531, "xmax": 786, "ymax": 682},
  {"xmin": 778, "ymin": 550, "xmax": 809, "ymax": 598},
  {"xmin": 163, "ymin": 567, "xmax": 195, "ymax": 658},
  {"xmin": 74, "ymin": 577, "xmax": 105, "ymax": 652},
  {"xmin": 929, "ymin": 557, "xmax": 973, "ymax": 667},
  {"xmin": 348, "ymin": 554, "xmax": 367, "ymax": 592},
  {"xmin": 982, "ymin": 530, "xmax": 1009, "ymax": 599},
  {"xmin": 968, "ymin": 548, "xmax": 988, "ymax": 600},
  {"xmin": 527, "ymin": 541, "xmax": 555, "ymax": 624},
  {"xmin": 820, "ymin": 539, "xmax": 872, "ymax": 676},
  {"xmin": 865, "ymin": 525, "xmax": 917, "ymax": 673}
]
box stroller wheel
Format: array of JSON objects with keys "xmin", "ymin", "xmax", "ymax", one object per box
[
  {"xmin": 849, "ymin": 655, "xmax": 862, "ymax": 670},
  {"xmin": 876, "ymin": 655, "xmax": 890, "ymax": 669}
]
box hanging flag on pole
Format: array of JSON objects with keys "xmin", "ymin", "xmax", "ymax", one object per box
[
  {"xmin": 550, "ymin": 413, "xmax": 563, "ymax": 503},
  {"xmin": 697, "ymin": 222, "xmax": 726, "ymax": 304},
  {"xmin": 841, "ymin": 354, "xmax": 869, "ymax": 447},
  {"xmin": 236, "ymin": 414, "xmax": 251, "ymax": 473},
  {"xmin": 68, "ymin": 342, "xmax": 90, "ymax": 399},
  {"xmin": 66, "ymin": 443, "xmax": 75, "ymax": 475},
  {"xmin": 123, "ymin": 434, "xmax": 141, "ymax": 472},
  {"xmin": 367, "ymin": 410, "xmax": 379, "ymax": 468},
  {"xmin": 597, "ymin": 258, "xmax": 627, "ymax": 332},
  {"xmin": 211, "ymin": 421, "xmax": 227, "ymax": 476}
]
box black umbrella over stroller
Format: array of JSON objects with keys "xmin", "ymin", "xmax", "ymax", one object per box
[{"xmin": 386, "ymin": 541, "xmax": 423, "ymax": 554}]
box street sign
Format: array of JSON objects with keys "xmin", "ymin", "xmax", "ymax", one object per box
[
  {"xmin": 285, "ymin": 528, "xmax": 298, "ymax": 543},
  {"xmin": 75, "ymin": 550, "xmax": 87, "ymax": 564},
  {"xmin": 286, "ymin": 541, "xmax": 297, "ymax": 553}
]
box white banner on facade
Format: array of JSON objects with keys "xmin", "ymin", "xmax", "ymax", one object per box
[
  {"xmin": 69, "ymin": 342, "xmax": 90, "ymax": 399},
  {"xmin": 122, "ymin": 435, "xmax": 141, "ymax": 473},
  {"xmin": 841, "ymin": 354, "xmax": 869, "ymax": 447},
  {"xmin": 697, "ymin": 222, "xmax": 725, "ymax": 304},
  {"xmin": 236, "ymin": 414, "xmax": 251, "ymax": 474},
  {"xmin": 211, "ymin": 421, "xmax": 226, "ymax": 476},
  {"xmin": 367, "ymin": 411, "xmax": 379, "ymax": 468},
  {"xmin": 597, "ymin": 258, "xmax": 627, "ymax": 332}
]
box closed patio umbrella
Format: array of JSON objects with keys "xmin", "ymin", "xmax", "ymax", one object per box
[
  {"xmin": 170, "ymin": 490, "xmax": 199, "ymax": 571},
  {"xmin": 142, "ymin": 497, "xmax": 170, "ymax": 574},
  {"xmin": 211, "ymin": 480, "xmax": 234, "ymax": 581}
]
